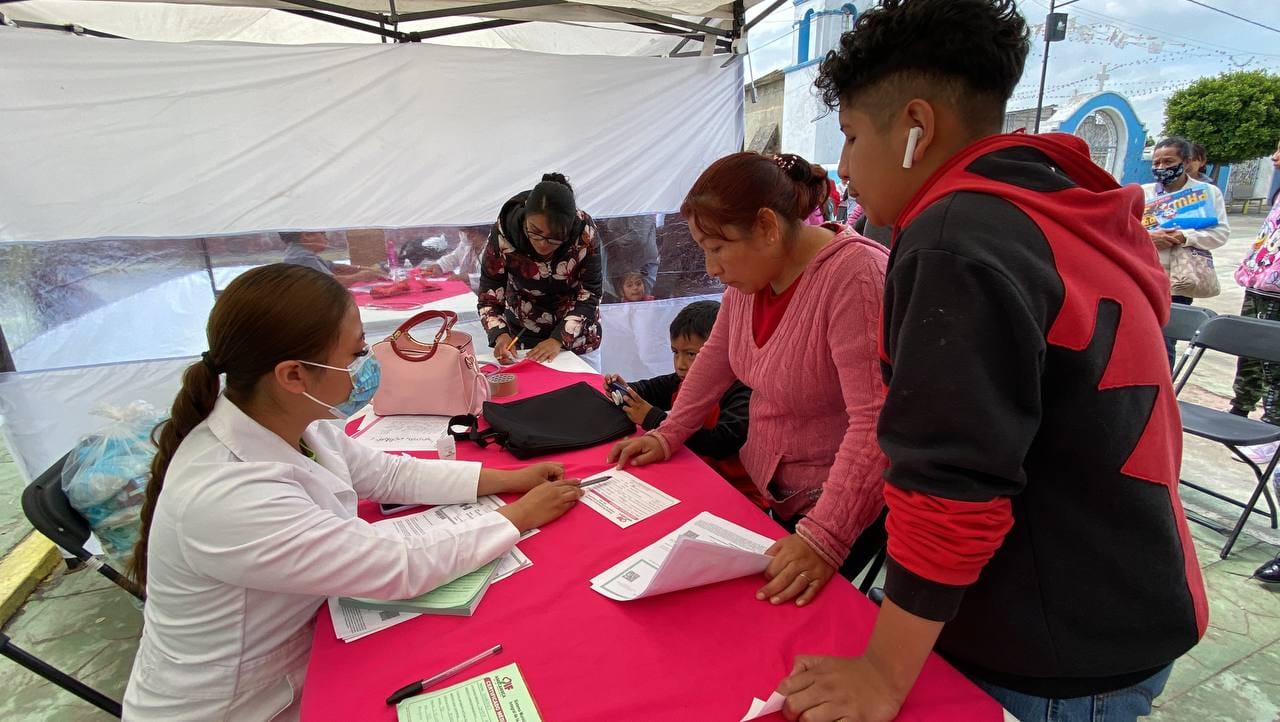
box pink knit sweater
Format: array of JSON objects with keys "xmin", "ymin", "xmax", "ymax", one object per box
[{"xmin": 653, "ymin": 227, "xmax": 889, "ymax": 568}]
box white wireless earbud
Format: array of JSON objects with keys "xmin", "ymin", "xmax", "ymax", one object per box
[{"xmin": 902, "ymin": 126, "xmax": 923, "ymax": 169}]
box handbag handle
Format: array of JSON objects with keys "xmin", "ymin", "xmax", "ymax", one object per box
[
  {"xmin": 447, "ymin": 414, "xmax": 505, "ymax": 449},
  {"xmin": 386, "ymin": 310, "xmax": 458, "ymax": 362}
]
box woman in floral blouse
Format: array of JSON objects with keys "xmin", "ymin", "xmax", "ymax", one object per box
[{"xmin": 478, "ymin": 173, "xmax": 603, "ymax": 363}]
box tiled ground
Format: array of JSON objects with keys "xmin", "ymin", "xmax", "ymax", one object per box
[{"xmin": 0, "ymin": 211, "xmax": 1277, "ymax": 720}]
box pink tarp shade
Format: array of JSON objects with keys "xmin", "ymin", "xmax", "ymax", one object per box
[{"xmin": 305, "ymin": 362, "xmax": 1003, "ymax": 721}]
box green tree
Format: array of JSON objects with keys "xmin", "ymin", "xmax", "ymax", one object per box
[{"xmin": 1165, "ymin": 70, "xmax": 1280, "ymax": 176}]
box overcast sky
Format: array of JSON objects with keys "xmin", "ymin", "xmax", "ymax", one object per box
[{"xmin": 743, "ymin": 0, "xmax": 1280, "ymax": 136}]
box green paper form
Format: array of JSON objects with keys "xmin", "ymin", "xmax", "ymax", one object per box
[
  {"xmin": 345, "ymin": 561, "xmax": 497, "ymax": 613},
  {"xmin": 397, "ymin": 663, "xmax": 542, "ymax": 722}
]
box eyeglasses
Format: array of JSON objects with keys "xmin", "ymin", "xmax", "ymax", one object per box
[{"xmin": 524, "ymin": 225, "xmax": 565, "ymax": 247}]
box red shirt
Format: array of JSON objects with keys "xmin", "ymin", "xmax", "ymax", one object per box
[{"xmin": 752, "ymin": 275, "xmax": 803, "ymax": 347}]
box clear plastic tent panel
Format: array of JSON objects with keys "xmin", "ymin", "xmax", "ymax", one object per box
[{"xmin": 1, "ymin": 219, "xmax": 721, "ymax": 372}]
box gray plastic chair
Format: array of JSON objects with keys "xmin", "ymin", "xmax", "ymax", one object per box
[
  {"xmin": 1175, "ymin": 314, "xmax": 1280, "ymax": 558},
  {"xmin": 1165, "ymin": 305, "xmax": 1217, "ymax": 381}
]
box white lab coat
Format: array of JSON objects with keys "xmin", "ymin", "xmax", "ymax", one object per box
[
  {"xmin": 1142, "ymin": 179, "xmax": 1231, "ymax": 273},
  {"xmin": 123, "ymin": 396, "xmax": 519, "ymax": 721}
]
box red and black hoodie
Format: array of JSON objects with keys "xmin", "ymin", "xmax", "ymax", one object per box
[{"xmin": 879, "ymin": 132, "xmax": 1208, "ymax": 698}]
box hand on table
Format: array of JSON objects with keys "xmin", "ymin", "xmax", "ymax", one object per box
[
  {"xmin": 497, "ymin": 479, "xmax": 582, "ymax": 533},
  {"xmin": 503, "ymin": 462, "xmax": 566, "ymax": 492},
  {"xmin": 758, "ymin": 534, "xmax": 836, "ymax": 607},
  {"xmin": 527, "ymin": 338, "xmax": 563, "ymax": 363},
  {"xmin": 608, "ymin": 435, "xmax": 665, "ymax": 468},
  {"xmin": 779, "ymin": 655, "xmax": 905, "ymax": 722}
]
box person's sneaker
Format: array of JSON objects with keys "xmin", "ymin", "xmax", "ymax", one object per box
[
  {"xmin": 1254, "ymin": 557, "xmax": 1280, "ymax": 584},
  {"xmin": 1237, "ymin": 441, "xmax": 1280, "ymax": 465}
]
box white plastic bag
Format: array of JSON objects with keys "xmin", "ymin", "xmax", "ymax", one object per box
[{"xmin": 60, "ymin": 402, "xmax": 161, "ymax": 563}]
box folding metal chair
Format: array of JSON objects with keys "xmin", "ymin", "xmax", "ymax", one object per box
[
  {"xmin": 1174, "ymin": 314, "xmax": 1280, "ymax": 558},
  {"xmin": 1164, "ymin": 304, "xmax": 1217, "ymax": 380},
  {"xmin": 7, "ymin": 453, "xmax": 146, "ymax": 718},
  {"xmin": 20, "ymin": 454, "xmax": 145, "ymax": 602}
]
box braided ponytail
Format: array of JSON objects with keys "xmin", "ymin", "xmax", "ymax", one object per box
[{"xmin": 130, "ymin": 361, "xmax": 220, "ymax": 588}]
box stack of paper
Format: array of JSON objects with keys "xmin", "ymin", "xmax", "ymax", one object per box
[
  {"xmin": 396, "ymin": 663, "xmax": 542, "ymax": 722},
  {"xmin": 589, "ymin": 512, "xmax": 775, "ymax": 601},
  {"xmin": 578, "ymin": 470, "xmax": 680, "ymax": 528},
  {"xmin": 330, "ymin": 499, "xmax": 535, "ymax": 642},
  {"xmin": 341, "ymin": 560, "xmax": 499, "ymax": 617}
]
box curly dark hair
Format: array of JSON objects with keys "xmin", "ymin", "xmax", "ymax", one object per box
[{"xmin": 815, "ymin": 0, "xmax": 1030, "ymax": 132}]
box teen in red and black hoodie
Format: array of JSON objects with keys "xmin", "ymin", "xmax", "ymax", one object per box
[{"xmin": 778, "ymin": 2, "xmax": 1207, "ymax": 721}]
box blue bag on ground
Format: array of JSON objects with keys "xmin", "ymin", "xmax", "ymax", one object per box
[
  {"xmin": 60, "ymin": 402, "xmax": 161, "ymax": 563},
  {"xmin": 1143, "ymin": 186, "xmax": 1219, "ymax": 231}
]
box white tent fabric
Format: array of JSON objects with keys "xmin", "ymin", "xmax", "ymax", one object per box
[
  {"xmin": 0, "ymin": 29, "xmax": 742, "ymax": 243},
  {"xmin": 0, "ymin": 0, "xmax": 742, "ymax": 55}
]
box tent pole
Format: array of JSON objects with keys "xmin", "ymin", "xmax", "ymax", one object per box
[
  {"xmin": 668, "ymin": 16, "xmax": 712, "ymax": 56},
  {"xmin": 275, "ymin": 0, "xmax": 388, "ymax": 25},
  {"xmin": 0, "ymin": 325, "xmax": 14, "ymax": 374},
  {"xmin": 199, "ymin": 238, "xmax": 218, "ymax": 299},
  {"xmin": 743, "ymin": 0, "xmax": 785, "ymax": 34},
  {"xmin": 605, "ymin": 8, "xmax": 730, "ymax": 37},
  {"xmin": 4, "ymin": 19, "xmax": 125, "ymax": 38},
  {"xmin": 281, "ymin": 10, "xmax": 405, "ymax": 40},
  {"xmin": 396, "ymin": 0, "xmax": 565, "ymax": 24},
  {"xmin": 405, "ymin": 19, "xmax": 525, "ymax": 41}
]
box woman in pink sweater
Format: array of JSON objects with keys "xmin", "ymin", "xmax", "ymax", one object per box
[{"xmin": 610, "ymin": 152, "xmax": 889, "ymax": 607}]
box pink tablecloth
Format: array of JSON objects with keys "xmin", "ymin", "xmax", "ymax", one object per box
[
  {"xmin": 350, "ymin": 279, "xmax": 472, "ymax": 311},
  {"xmin": 303, "ymin": 363, "xmax": 1002, "ymax": 722}
]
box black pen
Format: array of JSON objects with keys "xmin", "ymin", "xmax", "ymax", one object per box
[
  {"xmin": 579, "ymin": 475, "xmax": 613, "ymax": 490},
  {"xmin": 385, "ymin": 644, "xmax": 503, "ymax": 705}
]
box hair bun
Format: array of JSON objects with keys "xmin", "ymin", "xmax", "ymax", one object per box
[
  {"xmin": 773, "ymin": 154, "xmax": 812, "ymax": 183},
  {"xmin": 541, "ymin": 172, "xmax": 572, "ymax": 188}
]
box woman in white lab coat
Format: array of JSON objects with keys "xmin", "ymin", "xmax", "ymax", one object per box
[{"xmin": 123, "ymin": 263, "xmax": 581, "ymax": 721}]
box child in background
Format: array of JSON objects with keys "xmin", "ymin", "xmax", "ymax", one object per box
[
  {"xmin": 604, "ymin": 301, "xmax": 763, "ymax": 508},
  {"xmin": 620, "ymin": 271, "xmax": 656, "ymax": 302}
]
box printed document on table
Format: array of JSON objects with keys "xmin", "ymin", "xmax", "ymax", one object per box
[
  {"xmin": 589, "ymin": 511, "xmax": 774, "ymax": 601},
  {"xmin": 396, "ymin": 662, "xmax": 542, "ymax": 722},
  {"xmin": 578, "ymin": 470, "xmax": 679, "ymax": 528},
  {"xmin": 352, "ymin": 415, "xmax": 451, "ymax": 451},
  {"xmin": 330, "ymin": 498, "xmax": 535, "ymax": 641}
]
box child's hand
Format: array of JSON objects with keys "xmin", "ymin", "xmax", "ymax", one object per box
[
  {"xmin": 603, "ymin": 374, "xmax": 624, "ymax": 394},
  {"xmin": 622, "ymin": 388, "xmax": 653, "ymax": 426}
]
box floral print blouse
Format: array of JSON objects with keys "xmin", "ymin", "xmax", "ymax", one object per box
[{"xmin": 477, "ymin": 192, "xmax": 603, "ymax": 354}]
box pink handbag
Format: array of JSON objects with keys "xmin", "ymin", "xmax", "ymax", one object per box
[{"xmin": 371, "ymin": 311, "xmax": 490, "ymax": 416}]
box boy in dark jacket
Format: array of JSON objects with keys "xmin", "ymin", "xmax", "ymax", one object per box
[
  {"xmin": 604, "ymin": 301, "xmax": 763, "ymax": 508},
  {"xmin": 778, "ymin": 2, "xmax": 1206, "ymax": 721}
]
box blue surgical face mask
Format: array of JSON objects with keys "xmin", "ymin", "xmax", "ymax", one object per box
[{"xmin": 300, "ymin": 350, "xmax": 380, "ymax": 419}]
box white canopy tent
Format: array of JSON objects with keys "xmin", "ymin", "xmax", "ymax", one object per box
[{"xmin": 0, "ymin": 0, "xmax": 769, "ymax": 478}]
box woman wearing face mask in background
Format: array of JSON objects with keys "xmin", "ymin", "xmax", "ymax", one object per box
[
  {"xmin": 124, "ymin": 264, "xmax": 581, "ymax": 720},
  {"xmin": 478, "ymin": 173, "xmax": 603, "ymax": 365},
  {"xmin": 1143, "ymin": 136, "xmax": 1230, "ymax": 368}
]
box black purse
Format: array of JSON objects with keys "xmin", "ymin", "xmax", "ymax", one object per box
[{"xmin": 448, "ymin": 382, "xmax": 635, "ymax": 459}]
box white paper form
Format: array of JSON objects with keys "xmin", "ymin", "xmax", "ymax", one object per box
[
  {"xmin": 329, "ymin": 498, "xmax": 534, "ymax": 642},
  {"xmin": 578, "ymin": 470, "xmax": 679, "ymax": 528},
  {"xmin": 740, "ymin": 691, "xmax": 786, "ymax": 721},
  {"xmin": 589, "ymin": 512, "xmax": 774, "ymax": 601},
  {"xmin": 352, "ymin": 415, "xmax": 451, "ymax": 452}
]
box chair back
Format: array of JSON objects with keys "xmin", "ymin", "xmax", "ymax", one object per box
[
  {"xmin": 20, "ymin": 453, "xmax": 92, "ymax": 560},
  {"xmin": 1192, "ymin": 315, "xmax": 1280, "ymax": 365},
  {"xmin": 1164, "ymin": 304, "xmax": 1217, "ymax": 343}
]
